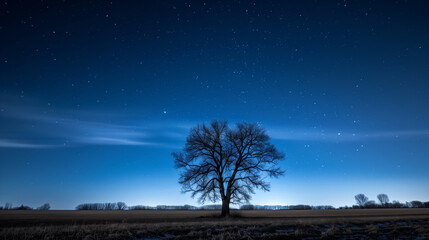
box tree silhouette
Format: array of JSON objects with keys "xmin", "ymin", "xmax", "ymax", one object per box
[
  {"xmin": 173, "ymin": 120, "xmax": 285, "ymax": 217},
  {"xmin": 4, "ymin": 203, "xmax": 12, "ymax": 210},
  {"xmin": 117, "ymin": 202, "xmax": 127, "ymax": 210},
  {"xmin": 410, "ymin": 201, "xmax": 423, "ymax": 208},
  {"xmin": 355, "ymin": 194, "xmax": 368, "ymax": 208},
  {"xmin": 377, "ymin": 194, "xmax": 389, "ymax": 207}
]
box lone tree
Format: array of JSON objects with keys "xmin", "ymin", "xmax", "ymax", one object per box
[
  {"xmin": 355, "ymin": 193, "xmax": 369, "ymax": 208},
  {"xmin": 173, "ymin": 120, "xmax": 285, "ymax": 217},
  {"xmin": 377, "ymin": 194, "xmax": 389, "ymax": 207}
]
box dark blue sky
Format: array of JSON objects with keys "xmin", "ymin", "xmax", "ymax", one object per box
[{"xmin": 1, "ymin": 0, "xmax": 428, "ymax": 209}]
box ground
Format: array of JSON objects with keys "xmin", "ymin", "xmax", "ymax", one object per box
[{"xmin": 1, "ymin": 209, "xmax": 429, "ymax": 239}]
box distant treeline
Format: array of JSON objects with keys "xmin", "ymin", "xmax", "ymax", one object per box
[
  {"xmin": 2, "ymin": 194, "xmax": 429, "ymax": 210},
  {"xmin": 0, "ymin": 203, "xmax": 50, "ymax": 210},
  {"xmin": 74, "ymin": 200, "xmax": 429, "ymax": 211},
  {"xmin": 239, "ymin": 204, "xmax": 332, "ymax": 210},
  {"xmin": 75, "ymin": 202, "xmax": 126, "ymax": 210},
  {"xmin": 350, "ymin": 193, "xmax": 429, "ymax": 209},
  {"xmin": 75, "ymin": 203, "xmax": 225, "ymax": 210},
  {"xmin": 76, "ymin": 203, "xmax": 328, "ymax": 210},
  {"xmin": 341, "ymin": 201, "xmax": 429, "ymax": 209},
  {"xmin": 128, "ymin": 204, "xmax": 222, "ymax": 210}
]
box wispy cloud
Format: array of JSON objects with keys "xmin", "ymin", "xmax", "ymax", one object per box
[
  {"xmin": 0, "ymin": 98, "xmax": 189, "ymax": 148},
  {"xmin": 0, "ymin": 139, "xmax": 57, "ymax": 148},
  {"xmin": 268, "ymin": 128, "xmax": 429, "ymax": 142},
  {"xmin": 79, "ymin": 137, "xmax": 152, "ymax": 146},
  {"xmin": 2, "ymin": 95, "xmax": 428, "ymax": 148}
]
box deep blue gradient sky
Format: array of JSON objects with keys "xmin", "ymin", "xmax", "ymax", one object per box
[{"xmin": 1, "ymin": 1, "xmax": 429, "ymax": 209}]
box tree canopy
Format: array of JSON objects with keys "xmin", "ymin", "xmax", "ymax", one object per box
[{"xmin": 173, "ymin": 120, "xmax": 285, "ymax": 217}]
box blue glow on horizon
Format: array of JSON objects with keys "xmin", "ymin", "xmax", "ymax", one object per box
[{"xmin": 1, "ymin": 1, "xmax": 429, "ymax": 209}]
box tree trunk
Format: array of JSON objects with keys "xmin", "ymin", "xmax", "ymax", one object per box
[{"xmin": 220, "ymin": 198, "xmax": 230, "ymax": 217}]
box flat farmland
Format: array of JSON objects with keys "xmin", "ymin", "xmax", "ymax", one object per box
[
  {"xmin": 2, "ymin": 208, "xmax": 429, "ymax": 225},
  {"xmin": 1, "ymin": 209, "xmax": 429, "ymax": 239}
]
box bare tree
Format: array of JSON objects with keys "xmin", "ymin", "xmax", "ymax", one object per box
[
  {"xmin": 104, "ymin": 203, "xmax": 116, "ymax": 210},
  {"xmin": 117, "ymin": 202, "xmax": 127, "ymax": 210},
  {"xmin": 173, "ymin": 121, "xmax": 285, "ymax": 217},
  {"xmin": 4, "ymin": 203, "xmax": 12, "ymax": 210},
  {"xmin": 377, "ymin": 194, "xmax": 389, "ymax": 207},
  {"xmin": 355, "ymin": 194, "xmax": 368, "ymax": 208}
]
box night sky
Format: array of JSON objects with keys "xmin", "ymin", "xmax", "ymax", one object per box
[{"xmin": 1, "ymin": 1, "xmax": 429, "ymax": 209}]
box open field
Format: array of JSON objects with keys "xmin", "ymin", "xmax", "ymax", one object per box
[{"xmin": 1, "ymin": 209, "xmax": 429, "ymax": 239}]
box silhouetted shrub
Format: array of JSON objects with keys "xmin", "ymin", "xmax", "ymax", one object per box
[
  {"xmin": 338, "ymin": 206, "xmax": 353, "ymax": 209},
  {"xmin": 391, "ymin": 200, "xmax": 405, "ymax": 208},
  {"xmin": 199, "ymin": 204, "xmax": 222, "ymax": 210},
  {"xmin": 248, "ymin": 205, "xmax": 286, "ymax": 210},
  {"xmin": 128, "ymin": 205, "xmax": 154, "ymax": 210},
  {"xmin": 240, "ymin": 204, "xmax": 255, "ymax": 210},
  {"xmin": 183, "ymin": 204, "xmax": 197, "ymax": 210},
  {"xmin": 410, "ymin": 201, "xmax": 424, "ymax": 208},
  {"xmin": 37, "ymin": 203, "xmax": 51, "ymax": 210},
  {"xmin": 312, "ymin": 205, "xmax": 335, "ymax": 210},
  {"xmin": 14, "ymin": 204, "xmax": 32, "ymax": 210},
  {"xmin": 289, "ymin": 204, "xmax": 312, "ymax": 210},
  {"xmin": 364, "ymin": 200, "xmax": 378, "ymax": 208},
  {"xmin": 156, "ymin": 205, "xmax": 198, "ymax": 210}
]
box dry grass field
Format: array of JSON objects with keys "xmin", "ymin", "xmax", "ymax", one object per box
[{"xmin": 1, "ymin": 209, "xmax": 429, "ymax": 239}]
